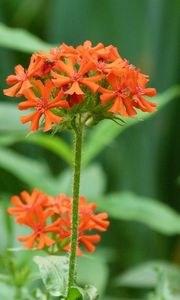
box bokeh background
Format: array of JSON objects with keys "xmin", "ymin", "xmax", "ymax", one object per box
[{"xmin": 0, "ymin": 0, "xmax": 180, "ymax": 299}]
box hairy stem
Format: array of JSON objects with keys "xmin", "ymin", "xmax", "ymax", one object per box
[{"xmin": 67, "ymin": 123, "xmax": 83, "ymax": 295}]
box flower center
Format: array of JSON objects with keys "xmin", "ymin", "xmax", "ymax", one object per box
[
  {"xmin": 35, "ymin": 225, "xmax": 43, "ymax": 235},
  {"xmin": 72, "ymin": 72, "xmax": 81, "ymax": 81},
  {"xmin": 42, "ymin": 61, "xmax": 56, "ymax": 74},
  {"xmin": 36, "ymin": 98, "xmax": 49, "ymax": 113},
  {"xmin": 136, "ymin": 86, "xmax": 144, "ymax": 95},
  {"xmin": 17, "ymin": 71, "xmax": 27, "ymax": 82},
  {"xmin": 115, "ymin": 87, "xmax": 130, "ymax": 98},
  {"xmin": 98, "ymin": 59, "xmax": 106, "ymax": 68}
]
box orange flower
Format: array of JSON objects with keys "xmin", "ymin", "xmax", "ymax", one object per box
[
  {"xmin": 3, "ymin": 54, "xmax": 41, "ymax": 97},
  {"xmin": 3, "ymin": 64, "xmax": 32, "ymax": 97},
  {"xmin": 78, "ymin": 234, "xmax": 101, "ymax": 254},
  {"xmin": 7, "ymin": 189, "xmax": 50, "ymax": 223},
  {"xmin": 49, "ymin": 194, "xmax": 72, "ymax": 214},
  {"xmin": 50, "ymin": 195, "xmax": 109, "ymax": 255},
  {"xmin": 100, "ymin": 68, "xmax": 157, "ymax": 117},
  {"xmin": 78, "ymin": 197, "xmax": 109, "ymax": 232},
  {"xmin": 55, "ymin": 216, "xmax": 102, "ymax": 256},
  {"xmin": 19, "ymin": 80, "xmax": 69, "ymax": 131},
  {"xmin": 76, "ymin": 41, "xmax": 105, "ymax": 59},
  {"xmin": 8, "ymin": 191, "xmax": 109, "ymax": 254},
  {"xmin": 51, "ymin": 57, "xmax": 102, "ymax": 95},
  {"xmin": 18, "ymin": 208, "xmax": 57, "ymax": 249}
]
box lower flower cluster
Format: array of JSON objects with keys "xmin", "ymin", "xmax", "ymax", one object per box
[{"xmin": 8, "ymin": 189, "xmax": 109, "ymax": 255}]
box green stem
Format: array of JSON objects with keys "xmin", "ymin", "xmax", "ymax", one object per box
[{"xmin": 67, "ymin": 123, "xmax": 83, "ymax": 295}]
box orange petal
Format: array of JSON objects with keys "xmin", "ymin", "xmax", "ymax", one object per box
[
  {"xmin": 51, "ymin": 71, "xmax": 72, "ymax": 86},
  {"xmin": 44, "ymin": 110, "xmax": 61, "ymax": 131},
  {"xmin": 20, "ymin": 111, "xmax": 41, "ymax": 131},
  {"xmin": 144, "ymin": 88, "xmax": 157, "ymax": 97},
  {"xmin": 3, "ymin": 82, "xmax": 21, "ymax": 97},
  {"xmin": 18, "ymin": 233, "xmax": 36, "ymax": 249},
  {"xmin": 18, "ymin": 100, "xmax": 36, "ymax": 110},
  {"xmin": 80, "ymin": 234, "xmax": 101, "ymax": 253},
  {"xmin": 15, "ymin": 64, "xmax": 25, "ymax": 75},
  {"xmin": 80, "ymin": 79, "xmax": 99, "ymax": 93},
  {"xmin": 65, "ymin": 81, "xmax": 84, "ymax": 95},
  {"xmin": 23, "ymin": 88, "xmax": 39, "ymax": 102},
  {"xmin": 100, "ymin": 91, "xmax": 114, "ymax": 104},
  {"xmin": 6, "ymin": 75, "xmax": 18, "ymax": 85},
  {"xmin": 11, "ymin": 195, "xmax": 23, "ymax": 207},
  {"xmin": 17, "ymin": 80, "xmax": 32, "ymax": 96},
  {"xmin": 110, "ymin": 96, "xmax": 129, "ymax": 117},
  {"xmin": 57, "ymin": 58, "xmax": 74, "ymax": 76}
]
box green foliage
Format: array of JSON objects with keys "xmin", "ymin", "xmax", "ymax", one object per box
[
  {"xmin": 0, "ymin": 1, "xmax": 180, "ymax": 299},
  {"xmin": 96, "ymin": 192, "xmax": 180, "ymax": 235},
  {"xmin": 68, "ymin": 285, "xmax": 98, "ymax": 300},
  {"xmin": 147, "ymin": 271, "xmax": 180, "ymax": 300},
  {"xmin": 34, "ymin": 255, "xmax": 69, "ymax": 297},
  {"xmin": 115, "ymin": 261, "xmax": 180, "ymax": 300},
  {"xmin": 0, "ymin": 282, "xmax": 14, "ymax": 300},
  {"xmin": 115, "ymin": 260, "xmax": 180, "ymax": 288},
  {"xmin": 0, "ymin": 103, "xmax": 28, "ymax": 132},
  {"xmin": 33, "ymin": 255, "xmax": 100, "ymax": 299},
  {"xmin": 77, "ymin": 255, "xmax": 108, "ymax": 297},
  {"xmin": 0, "ymin": 132, "xmax": 72, "ymax": 165},
  {"xmin": 83, "ymin": 86, "xmax": 180, "ymax": 166},
  {"xmin": 0, "ymin": 23, "xmax": 53, "ymax": 53},
  {"xmin": 0, "ymin": 148, "xmax": 58, "ymax": 193}
]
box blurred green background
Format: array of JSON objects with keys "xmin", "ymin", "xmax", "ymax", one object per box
[{"xmin": 0, "ymin": 0, "xmax": 180, "ymax": 299}]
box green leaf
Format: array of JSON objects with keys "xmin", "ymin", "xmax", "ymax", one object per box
[
  {"xmin": 0, "ymin": 103, "xmax": 72, "ymax": 164},
  {"xmin": 68, "ymin": 285, "xmax": 98, "ymax": 300},
  {"xmin": 24, "ymin": 134, "xmax": 72, "ymax": 165},
  {"xmin": 0, "ymin": 132, "xmax": 72, "ymax": 165},
  {"xmin": 33, "ymin": 255, "xmax": 69, "ymax": 297},
  {"xmin": 68, "ymin": 286, "xmax": 84, "ymax": 300},
  {"xmin": 0, "ymin": 103, "xmax": 28, "ymax": 132},
  {"xmin": 77, "ymin": 255, "xmax": 108, "ymax": 297},
  {"xmin": 83, "ymin": 86, "xmax": 180, "ymax": 166},
  {"xmin": 115, "ymin": 260, "xmax": 180, "ymax": 288},
  {"xmin": 0, "ymin": 23, "xmax": 53, "ymax": 53},
  {"xmin": 147, "ymin": 269, "xmax": 180, "ymax": 300},
  {"xmin": 0, "ymin": 148, "xmax": 56, "ymax": 193},
  {"xmin": 96, "ymin": 192, "xmax": 180, "ymax": 235},
  {"xmin": 0, "ymin": 149, "xmax": 105, "ymax": 196},
  {"xmin": 0, "ymin": 283, "xmax": 14, "ymax": 300}
]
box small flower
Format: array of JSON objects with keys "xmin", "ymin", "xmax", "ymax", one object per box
[
  {"xmin": 3, "ymin": 64, "xmax": 32, "ymax": 97},
  {"xmin": 3, "ymin": 54, "xmax": 41, "ymax": 97},
  {"xmin": 17, "ymin": 208, "xmax": 57, "ymax": 249},
  {"xmin": 51, "ymin": 57, "xmax": 102, "ymax": 96},
  {"xmin": 49, "ymin": 195, "xmax": 110, "ymax": 255},
  {"xmin": 100, "ymin": 69, "xmax": 156, "ymax": 117},
  {"xmin": 19, "ymin": 80, "xmax": 69, "ymax": 131},
  {"xmin": 7, "ymin": 189, "xmax": 50, "ymax": 223},
  {"xmin": 49, "ymin": 194, "xmax": 72, "ymax": 214}
]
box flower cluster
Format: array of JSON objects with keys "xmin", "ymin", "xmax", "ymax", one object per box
[
  {"xmin": 4, "ymin": 41, "xmax": 157, "ymax": 132},
  {"xmin": 8, "ymin": 189, "xmax": 109, "ymax": 255}
]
